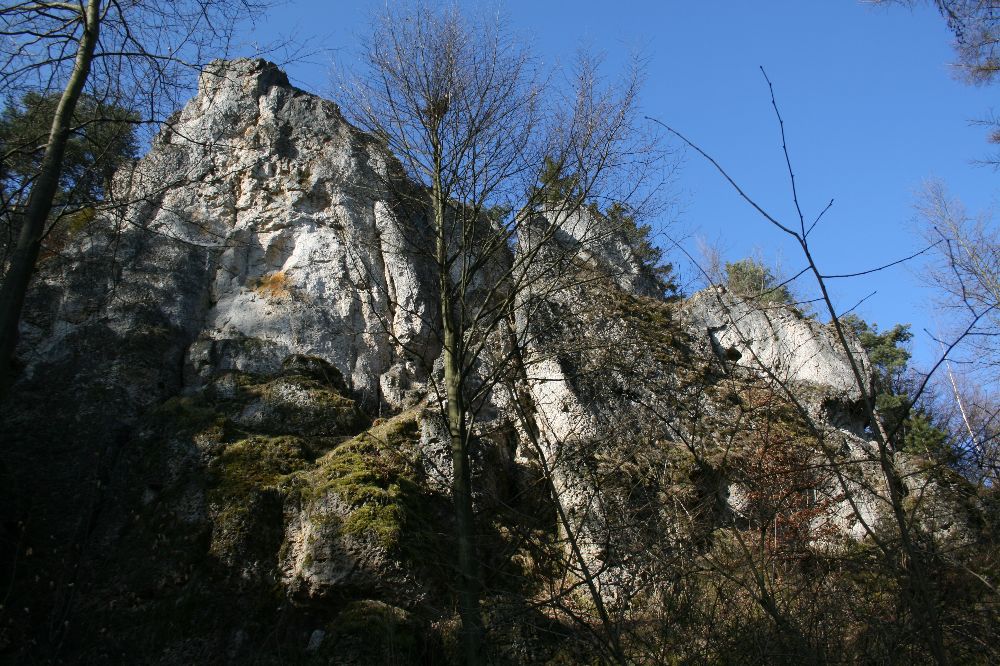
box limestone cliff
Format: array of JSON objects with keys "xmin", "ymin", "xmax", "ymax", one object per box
[{"xmin": 0, "ymin": 60, "xmax": 979, "ymax": 665}]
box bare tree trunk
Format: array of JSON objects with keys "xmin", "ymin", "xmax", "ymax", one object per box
[
  {"xmin": 0, "ymin": 0, "xmax": 101, "ymax": 397},
  {"xmin": 444, "ymin": 329, "xmax": 484, "ymax": 664},
  {"xmin": 433, "ymin": 143, "xmax": 484, "ymax": 664}
]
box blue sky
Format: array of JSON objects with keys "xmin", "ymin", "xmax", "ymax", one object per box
[{"xmin": 243, "ymin": 1, "xmax": 997, "ymax": 369}]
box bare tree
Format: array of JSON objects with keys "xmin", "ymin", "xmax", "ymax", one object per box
[
  {"xmin": 0, "ymin": 0, "xmax": 274, "ymax": 395},
  {"xmin": 648, "ymin": 67, "xmax": 1000, "ymax": 663},
  {"xmin": 918, "ymin": 181, "xmax": 999, "ymax": 373},
  {"xmin": 340, "ymin": 3, "xmax": 664, "ymax": 662},
  {"xmin": 916, "ymin": 181, "xmax": 1000, "ymax": 483}
]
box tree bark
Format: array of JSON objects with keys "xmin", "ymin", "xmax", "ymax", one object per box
[
  {"xmin": 433, "ymin": 138, "xmax": 484, "ymax": 664},
  {"xmin": 0, "ymin": 0, "xmax": 101, "ymax": 398}
]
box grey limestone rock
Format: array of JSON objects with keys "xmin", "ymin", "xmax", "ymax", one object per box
[
  {"xmin": 21, "ymin": 58, "xmax": 438, "ymax": 414},
  {"xmin": 1, "ymin": 58, "xmax": 978, "ymax": 664},
  {"xmin": 681, "ymin": 286, "xmax": 872, "ymax": 402}
]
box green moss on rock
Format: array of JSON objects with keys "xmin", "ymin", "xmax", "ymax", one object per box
[
  {"xmin": 207, "ymin": 435, "xmax": 312, "ymax": 565},
  {"xmin": 239, "ymin": 373, "xmax": 370, "ymax": 437},
  {"xmin": 210, "ymin": 435, "xmax": 312, "ymax": 497},
  {"xmin": 304, "ymin": 411, "xmax": 424, "ymax": 550}
]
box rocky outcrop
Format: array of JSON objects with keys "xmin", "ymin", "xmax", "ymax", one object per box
[
  {"xmin": 682, "ymin": 287, "xmax": 871, "ymax": 401},
  {"xmin": 0, "ymin": 59, "xmax": 978, "ymax": 665},
  {"xmin": 20, "ymin": 58, "xmax": 437, "ymax": 414},
  {"xmin": 1, "ymin": 58, "xmax": 437, "ymax": 663}
]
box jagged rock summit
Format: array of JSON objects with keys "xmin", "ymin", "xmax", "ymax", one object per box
[
  {"xmin": 18, "ymin": 57, "xmax": 866, "ymax": 422},
  {"xmin": 683, "ymin": 286, "xmax": 871, "ymax": 401},
  {"xmin": 0, "ymin": 60, "xmax": 967, "ymax": 664},
  {"xmin": 21, "ymin": 58, "xmax": 437, "ymax": 413}
]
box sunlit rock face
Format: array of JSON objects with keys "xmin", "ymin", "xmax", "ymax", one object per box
[
  {"xmin": 181, "ymin": 60, "xmax": 440, "ymax": 409},
  {"xmin": 21, "ymin": 58, "xmax": 438, "ymax": 412},
  {"xmin": 507, "ymin": 213, "xmax": 894, "ymax": 590},
  {"xmin": 530, "ymin": 206, "xmax": 666, "ymax": 299},
  {"xmin": 682, "ymin": 287, "xmax": 871, "ymax": 402}
]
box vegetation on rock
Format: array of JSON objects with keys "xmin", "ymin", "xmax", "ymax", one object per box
[{"xmin": 0, "ymin": 6, "xmax": 996, "ymax": 663}]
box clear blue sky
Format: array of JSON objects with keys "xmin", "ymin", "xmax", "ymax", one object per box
[{"xmin": 241, "ymin": 1, "xmax": 998, "ymax": 370}]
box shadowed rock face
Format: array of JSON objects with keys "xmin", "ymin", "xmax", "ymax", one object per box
[{"xmin": 0, "ymin": 59, "xmax": 972, "ymax": 664}]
